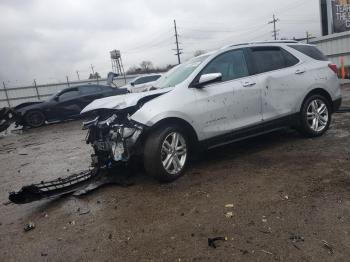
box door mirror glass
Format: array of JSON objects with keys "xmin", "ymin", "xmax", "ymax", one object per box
[{"xmin": 193, "ymin": 73, "xmax": 222, "ymax": 88}]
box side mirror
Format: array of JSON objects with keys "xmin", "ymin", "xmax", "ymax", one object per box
[
  {"xmin": 53, "ymin": 96, "xmax": 59, "ymax": 102},
  {"xmin": 191, "ymin": 73, "xmax": 222, "ymax": 88},
  {"xmin": 130, "ymin": 82, "xmax": 135, "ymax": 86}
]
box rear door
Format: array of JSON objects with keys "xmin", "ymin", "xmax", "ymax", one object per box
[
  {"xmin": 193, "ymin": 49, "xmax": 262, "ymax": 140},
  {"xmin": 249, "ymin": 46, "xmax": 305, "ymax": 121},
  {"xmin": 78, "ymin": 85, "xmax": 104, "ymax": 108}
]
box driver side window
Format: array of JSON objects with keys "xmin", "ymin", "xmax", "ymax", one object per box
[
  {"xmin": 200, "ymin": 49, "xmax": 249, "ymax": 82},
  {"xmin": 58, "ymin": 89, "xmax": 80, "ymax": 101}
]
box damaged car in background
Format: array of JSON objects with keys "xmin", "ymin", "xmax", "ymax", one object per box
[
  {"xmin": 9, "ymin": 41, "xmax": 342, "ymax": 204},
  {"xmin": 81, "ymin": 41, "xmax": 341, "ymax": 182}
]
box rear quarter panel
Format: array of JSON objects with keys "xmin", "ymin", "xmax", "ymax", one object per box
[{"xmin": 295, "ymin": 61, "xmax": 341, "ymax": 112}]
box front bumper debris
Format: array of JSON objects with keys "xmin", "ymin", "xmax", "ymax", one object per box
[
  {"xmin": 0, "ymin": 107, "xmax": 20, "ymax": 132},
  {"xmin": 9, "ymin": 168, "xmax": 99, "ymax": 204},
  {"xmin": 8, "ymin": 166, "xmax": 134, "ymax": 204}
]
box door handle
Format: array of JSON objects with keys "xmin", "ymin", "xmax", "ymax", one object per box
[
  {"xmin": 295, "ymin": 69, "xmax": 305, "ymax": 75},
  {"xmin": 242, "ymin": 81, "xmax": 256, "ymax": 87}
]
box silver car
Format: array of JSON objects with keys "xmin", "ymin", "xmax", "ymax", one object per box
[{"xmin": 82, "ymin": 40, "xmax": 342, "ymax": 182}]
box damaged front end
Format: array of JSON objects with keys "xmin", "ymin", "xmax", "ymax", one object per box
[{"xmin": 84, "ymin": 109, "xmax": 145, "ymax": 168}]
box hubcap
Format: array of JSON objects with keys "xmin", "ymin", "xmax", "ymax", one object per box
[
  {"xmin": 306, "ymin": 99, "xmax": 329, "ymax": 132},
  {"xmin": 161, "ymin": 132, "xmax": 187, "ymax": 175}
]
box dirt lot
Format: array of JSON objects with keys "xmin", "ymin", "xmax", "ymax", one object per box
[{"xmin": 0, "ymin": 85, "xmax": 350, "ymax": 262}]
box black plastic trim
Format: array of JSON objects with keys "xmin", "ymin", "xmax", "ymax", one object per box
[
  {"xmin": 333, "ymin": 98, "xmax": 342, "ymax": 112},
  {"xmin": 199, "ymin": 113, "xmax": 299, "ymax": 149}
]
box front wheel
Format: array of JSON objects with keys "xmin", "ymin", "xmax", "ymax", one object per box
[
  {"xmin": 298, "ymin": 94, "xmax": 331, "ymax": 137},
  {"xmin": 144, "ymin": 125, "xmax": 189, "ymax": 182},
  {"xmin": 24, "ymin": 110, "xmax": 46, "ymax": 128}
]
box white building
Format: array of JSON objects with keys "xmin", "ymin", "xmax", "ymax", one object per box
[{"xmin": 310, "ymin": 31, "xmax": 350, "ymax": 68}]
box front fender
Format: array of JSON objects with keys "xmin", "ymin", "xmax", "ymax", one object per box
[{"xmin": 131, "ymin": 109, "xmax": 201, "ymax": 138}]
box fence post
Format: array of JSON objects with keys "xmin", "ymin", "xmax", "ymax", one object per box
[
  {"xmin": 66, "ymin": 76, "xmax": 70, "ymax": 87},
  {"xmin": 33, "ymin": 79, "xmax": 40, "ymax": 100},
  {"xmin": 2, "ymin": 81, "xmax": 10, "ymax": 107}
]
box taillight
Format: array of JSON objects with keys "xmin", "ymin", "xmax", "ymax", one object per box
[{"xmin": 328, "ymin": 63, "xmax": 338, "ymax": 74}]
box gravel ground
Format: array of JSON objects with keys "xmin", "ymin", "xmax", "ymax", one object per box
[{"xmin": 0, "ymin": 85, "xmax": 349, "ymax": 262}]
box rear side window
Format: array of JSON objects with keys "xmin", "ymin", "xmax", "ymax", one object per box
[
  {"xmin": 251, "ymin": 46, "xmax": 299, "ymax": 74},
  {"xmin": 134, "ymin": 75, "xmax": 160, "ymax": 85},
  {"xmin": 79, "ymin": 85, "xmax": 101, "ymax": 94},
  {"xmin": 288, "ymin": 45, "xmax": 328, "ymax": 61},
  {"xmin": 148, "ymin": 75, "xmax": 161, "ymax": 82}
]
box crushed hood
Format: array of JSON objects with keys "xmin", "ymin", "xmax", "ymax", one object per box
[{"xmin": 81, "ymin": 88, "xmax": 171, "ymax": 114}]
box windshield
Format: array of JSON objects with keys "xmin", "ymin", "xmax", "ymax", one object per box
[
  {"xmin": 48, "ymin": 92, "xmax": 59, "ymax": 101},
  {"xmin": 154, "ymin": 55, "xmax": 209, "ymax": 89}
]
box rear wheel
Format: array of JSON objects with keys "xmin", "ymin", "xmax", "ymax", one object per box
[
  {"xmin": 144, "ymin": 125, "xmax": 189, "ymax": 182},
  {"xmin": 298, "ymin": 94, "xmax": 331, "ymax": 137},
  {"xmin": 24, "ymin": 110, "xmax": 45, "ymax": 128}
]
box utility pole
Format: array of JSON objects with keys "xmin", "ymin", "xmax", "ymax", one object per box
[
  {"xmin": 173, "ymin": 19, "xmax": 182, "ymax": 64},
  {"xmin": 268, "ymin": 14, "xmax": 279, "ymax": 40},
  {"xmin": 76, "ymin": 70, "xmax": 80, "ymax": 80}
]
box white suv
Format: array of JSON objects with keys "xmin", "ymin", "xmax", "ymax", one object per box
[{"xmin": 82, "ymin": 41, "xmax": 342, "ymax": 182}]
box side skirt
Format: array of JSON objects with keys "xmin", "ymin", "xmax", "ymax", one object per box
[{"xmin": 199, "ymin": 113, "xmax": 299, "ymax": 150}]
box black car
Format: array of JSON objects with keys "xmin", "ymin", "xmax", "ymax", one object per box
[{"xmin": 15, "ymin": 85, "xmax": 128, "ymax": 128}]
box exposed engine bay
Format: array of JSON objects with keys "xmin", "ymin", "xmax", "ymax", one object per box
[{"xmin": 83, "ymin": 109, "xmax": 145, "ymax": 167}]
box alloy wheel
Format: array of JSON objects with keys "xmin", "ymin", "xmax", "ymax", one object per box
[
  {"xmin": 306, "ymin": 99, "xmax": 329, "ymax": 132},
  {"xmin": 161, "ymin": 132, "xmax": 187, "ymax": 175}
]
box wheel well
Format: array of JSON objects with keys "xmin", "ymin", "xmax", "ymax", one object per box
[
  {"xmin": 148, "ymin": 117, "xmax": 199, "ymax": 147},
  {"xmin": 24, "ymin": 109, "xmax": 45, "ymax": 118},
  {"xmin": 302, "ymin": 88, "xmax": 334, "ymax": 112}
]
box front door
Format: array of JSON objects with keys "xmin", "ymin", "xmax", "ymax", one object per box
[
  {"xmin": 193, "ymin": 49, "xmax": 262, "ymax": 141},
  {"xmin": 51, "ymin": 88, "xmax": 82, "ymax": 120}
]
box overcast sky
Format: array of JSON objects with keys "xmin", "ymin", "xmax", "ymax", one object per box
[{"xmin": 0, "ymin": 0, "xmax": 321, "ymax": 86}]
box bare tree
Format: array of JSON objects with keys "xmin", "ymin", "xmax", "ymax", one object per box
[
  {"xmin": 140, "ymin": 61, "xmax": 153, "ymax": 73},
  {"xmin": 193, "ymin": 50, "xmax": 206, "ymax": 57},
  {"xmin": 88, "ymin": 72, "xmax": 101, "ymax": 79}
]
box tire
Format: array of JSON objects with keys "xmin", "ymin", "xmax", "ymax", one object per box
[
  {"xmin": 144, "ymin": 125, "xmax": 189, "ymax": 182},
  {"xmin": 298, "ymin": 94, "xmax": 331, "ymax": 137},
  {"xmin": 24, "ymin": 110, "xmax": 46, "ymax": 128}
]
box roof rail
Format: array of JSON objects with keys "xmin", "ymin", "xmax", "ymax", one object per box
[{"xmin": 221, "ymin": 40, "xmax": 299, "ymax": 49}]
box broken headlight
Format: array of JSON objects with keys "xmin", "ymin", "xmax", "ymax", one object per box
[{"xmin": 99, "ymin": 114, "xmax": 118, "ymax": 126}]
